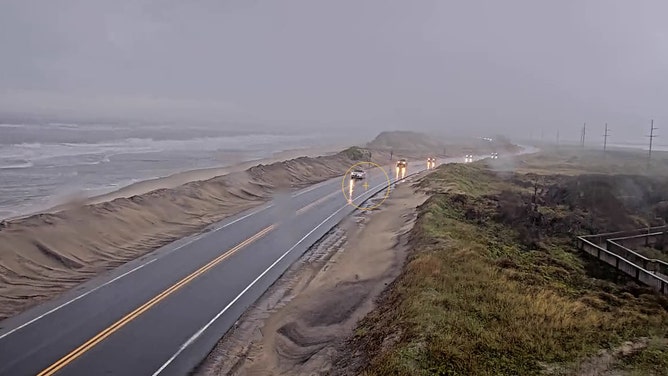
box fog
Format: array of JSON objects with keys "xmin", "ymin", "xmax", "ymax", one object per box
[{"xmin": 2, "ymin": 0, "xmax": 668, "ymax": 142}]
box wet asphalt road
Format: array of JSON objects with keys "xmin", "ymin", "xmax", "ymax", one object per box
[{"xmin": 0, "ymin": 158, "xmax": 456, "ymax": 376}]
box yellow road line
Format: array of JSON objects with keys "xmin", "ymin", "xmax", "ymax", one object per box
[
  {"xmin": 37, "ymin": 225, "xmax": 274, "ymax": 376},
  {"xmin": 38, "ymin": 188, "xmax": 342, "ymax": 375}
]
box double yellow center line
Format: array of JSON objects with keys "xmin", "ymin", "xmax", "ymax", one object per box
[
  {"xmin": 38, "ymin": 225, "xmax": 274, "ymax": 376},
  {"xmin": 37, "ymin": 187, "xmax": 345, "ymax": 375}
]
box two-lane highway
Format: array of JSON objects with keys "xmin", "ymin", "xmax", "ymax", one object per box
[{"xmin": 0, "ymin": 158, "xmax": 449, "ymax": 376}]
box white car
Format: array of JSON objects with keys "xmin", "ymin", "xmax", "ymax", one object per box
[
  {"xmin": 465, "ymin": 154, "xmax": 473, "ymax": 163},
  {"xmin": 350, "ymin": 169, "xmax": 366, "ymax": 179}
]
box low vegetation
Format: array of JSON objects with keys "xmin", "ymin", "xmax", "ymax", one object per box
[
  {"xmin": 343, "ymin": 146, "xmax": 373, "ymax": 161},
  {"xmin": 638, "ymin": 246, "xmax": 668, "ymax": 264},
  {"xmin": 347, "ymin": 148, "xmax": 668, "ymax": 375}
]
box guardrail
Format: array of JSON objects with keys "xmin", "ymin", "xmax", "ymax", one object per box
[{"xmin": 576, "ymin": 234, "xmax": 668, "ymax": 295}]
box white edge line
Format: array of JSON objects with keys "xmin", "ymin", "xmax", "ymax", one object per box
[
  {"xmin": 0, "ymin": 171, "xmax": 390, "ymax": 340},
  {"xmin": 0, "ymin": 259, "xmax": 157, "ymax": 340},
  {"xmin": 0, "ymin": 174, "xmax": 347, "ymax": 340},
  {"xmin": 0, "ymin": 175, "xmax": 357, "ymax": 340},
  {"xmin": 151, "ymin": 180, "xmax": 390, "ymax": 375},
  {"xmin": 0, "ymin": 205, "xmax": 272, "ymax": 340}
]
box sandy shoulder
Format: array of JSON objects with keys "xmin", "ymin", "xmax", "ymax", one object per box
[
  {"xmin": 0, "ymin": 147, "xmax": 380, "ymax": 321},
  {"xmin": 195, "ymin": 172, "xmax": 429, "ymax": 376}
]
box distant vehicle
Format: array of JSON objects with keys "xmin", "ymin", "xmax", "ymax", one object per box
[
  {"xmin": 350, "ymin": 169, "xmax": 366, "ymax": 179},
  {"xmin": 396, "ymin": 159, "xmax": 407, "ymax": 168},
  {"xmin": 427, "ymin": 157, "xmax": 436, "ymax": 169},
  {"xmin": 490, "ymin": 152, "xmax": 499, "ymax": 159},
  {"xmin": 465, "ymin": 154, "xmax": 473, "ymax": 163}
]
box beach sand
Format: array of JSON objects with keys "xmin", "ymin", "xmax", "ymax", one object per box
[
  {"xmin": 0, "ymin": 132, "xmax": 519, "ymax": 321},
  {"xmin": 35, "ymin": 145, "xmax": 350, "ymax": 213},
  {"xmin": 0, "ymin": 145, "xmax": 382, "ymax": 321}
]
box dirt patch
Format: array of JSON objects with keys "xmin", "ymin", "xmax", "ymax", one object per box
[
  {"xmin": 572, "ymin": 338, "xmax": 651, "ymax": 376},
  {"xmin": 540, "ymin": 337, "xmax": 668, "ymax": 376},
  {"xmin": 194, "ymin": 175, "xmax": 428, "ymax": 376},
  {"xmin": 0, "ymin": 147, "xmax": 390, "ymax": 321}
]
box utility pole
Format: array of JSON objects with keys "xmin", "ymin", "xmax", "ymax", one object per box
[
  {"xmin": 541, "ymin": 129, "xmax": 544, "ymax": 143},
  {"xmin": 556, "ymin": 129, "xmax": 560, "ymax": 147},
  {"xmin": 648, "ymin": 119, "xmax": 658, "ymax": 160},
  {"xmin": 581, "ymin": 122, "xmax": 587, "ymax": 147},
  {"xmin": 603, "ymin": 123, "xmax": 609, "ymax": 151}
]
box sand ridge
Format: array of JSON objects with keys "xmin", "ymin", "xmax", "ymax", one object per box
[
  {"xmin": 0, "ymin": 148, "xmax": 388, "ymax": 321},
  {"xmin": 80, "ymin": 145, "xmax": 349, "ymax": 207}
]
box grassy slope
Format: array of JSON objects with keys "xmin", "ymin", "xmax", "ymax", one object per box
[{"xmin": 349, "ymin": 150, "xmax": 668, "ymax": 376}]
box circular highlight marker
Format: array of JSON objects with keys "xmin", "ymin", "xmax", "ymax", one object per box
[{"xmin": 341, "ymin": 161, "xmax": 391, "ymax": 211}]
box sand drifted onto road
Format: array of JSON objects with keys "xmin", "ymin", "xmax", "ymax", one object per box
[
  {"xmin": 196, "ymin": 174, "xmax": 428, "ymax": 376},
  {"xmin": 0, "ymin": 148, "xmax": 382, "ymax": 321}
]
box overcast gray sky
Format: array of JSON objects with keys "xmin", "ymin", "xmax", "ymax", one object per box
[{"xmin": 1, "ymin": 0, "xmax": 667, "ymax": 141}]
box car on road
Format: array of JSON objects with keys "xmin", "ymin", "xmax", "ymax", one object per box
[
  {"xmin": 350, "ymin": 169, "xmax": 366, "ymax": 179},
  {"xmin": 465, "ymin": 154, "xmax": 473, "ymax": 163},
  {"xmin": 490, "ymin": 152, "xmax": 499, "ymax": 159},
  {"xmin": 427, "ymin": 157, "xmax": 436, "ymax": 168},
  {"xmin": 396, "ymin": 159, "xmax": 407, "ymax": 168}
]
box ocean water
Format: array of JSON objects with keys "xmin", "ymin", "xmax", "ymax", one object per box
[{"xmin": 0, "ymin": 123, "xmax": 323, "ymax": 219}]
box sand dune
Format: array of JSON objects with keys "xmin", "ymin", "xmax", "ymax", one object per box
[
  {"xmin": 0, "ymin": 147, "xmax": 384, "ymax": 321},
  {"xmin": 0, "ymin": 129, "xmax": 517, "ymax": 321},
  {"xmin": 47, "ymin": 145, "xmax": 348, "ymax": 210}
]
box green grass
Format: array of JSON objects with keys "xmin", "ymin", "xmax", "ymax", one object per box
[{"xmin": 353, "ymin": 161, "xmax": 668, "ymax": 376}]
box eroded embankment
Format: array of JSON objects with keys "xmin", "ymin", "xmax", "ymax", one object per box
[
  {"xmin": 338, "ymin": 155, "xmax": 668, "ymax": 376},
  {"xmin": 0, "ymin": 147, "xmax": 382, "ymax": 320},
  {"xmin": 195, "ymin": 173, "xmax": 429, "ymax": 376}
]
